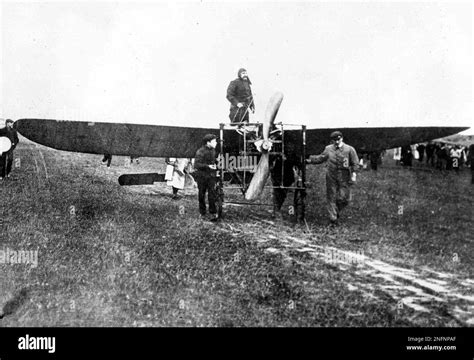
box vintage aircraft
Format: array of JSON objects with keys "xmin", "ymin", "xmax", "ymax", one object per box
[{"xmin": 12, "ymin": 92, "xmax": 469, "ymax": 206}]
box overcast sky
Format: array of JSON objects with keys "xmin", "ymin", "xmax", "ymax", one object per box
[{"xmin": 1, "ymin": 1, "xmax": 472, "ymax": 133}]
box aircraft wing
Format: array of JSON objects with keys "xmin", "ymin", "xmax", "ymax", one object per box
[
  {"xmin": 303, "ymin": 126, "xmax": 470, "ymax": 154},
  {"xmin": 15, "ymin": 119, "xmax": 223, "ymax": 158},
  {"xmin": 431, "ymin": 134, "xmax": 474, "ymax": 147},
  {"xmin": 15, "ymin": 118, "xmax": 468, "ymax": 157}
]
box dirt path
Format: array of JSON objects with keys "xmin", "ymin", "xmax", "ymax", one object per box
[{"xmin": 218, "ymin": 213, "xmax": 474, "ymax": 326}]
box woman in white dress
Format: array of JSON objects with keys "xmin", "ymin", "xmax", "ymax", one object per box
[{"xmin": 165, "ymin": 158, "xmax": 192, "ymax": 198}]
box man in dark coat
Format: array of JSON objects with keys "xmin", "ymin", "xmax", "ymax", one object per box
[
  {"xmin": 226, "ymin": 68, "xmax": 255, "ymax": 124},
  {"xmin": 425, "ymin": 142, "xmax": 435, "ymax": 166},
  {"xmin": 416, "ymin": 144, "xmax": 425, "ymax": 162},
  {"xmin": 435, "ymin": 144, "xmax": 448, "ymax": 170},
  {"xmin": 401, "ymin": 145, "xmax": 413, "ymax": 166},
  {"xmin": 194, "ymin": 134, "xmax": 219, "ymax": 221},
  {"xmin": 0, "ymin": 119, "xmax": 19, "ymax": 179},
  {"xmin": 369, "ymin": 151, "xmax": 380, "ymax": 170},
  {"xmin": 270, "ymin": 153, "xmax": 305, "ymax": 223}
]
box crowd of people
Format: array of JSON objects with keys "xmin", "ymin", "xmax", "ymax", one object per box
[{"xmin": 395, "ymin": 142, "xmax": 472, "ymax": 173}]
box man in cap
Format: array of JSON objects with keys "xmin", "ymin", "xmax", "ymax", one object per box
[
  {"xmin": 307, "ymin": 131, "xmax": 359, "ymax": 225},
  {"xmin": 0, "ymin": 119, "xmax": 19, "ymax": 180},
  {"xmin": 226, "ymin": 68, "xmax": 255, "ymax": 125},
  {"xmin": 194, "ymin": 134, "xmax": 219, "ymax": 221}
]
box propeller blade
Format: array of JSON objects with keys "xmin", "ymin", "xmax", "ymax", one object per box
[
  {"xmin": 263, "ymin": 91, "xmax": 283, "ymax": 141},
  {"xmin": 244, "ymin": 92, "xmax": 284, "ymax": 200},
  {"xmin": 244, "ymin": 153, "xmax": 270, "ymax": 200}
]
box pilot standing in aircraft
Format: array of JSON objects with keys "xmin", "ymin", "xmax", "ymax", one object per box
[
  {"xmin": 194, "ymin": 134, "xmax": 219, "ymax": 221},
  {"xmin": 0, "ymin": 119, "xmax": 19, "ymax": 179},
  {"xmin": 226, "ymin": 68, "xmax": 255, "ymax": 125},
  {"xmin": 306, "ymin": 131, "xmax": 359, "ymax": 225}
]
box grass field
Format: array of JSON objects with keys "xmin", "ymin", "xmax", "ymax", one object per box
[{"xmin": 0, "ymin": 139, "xmax": 472, "ymax": 327}]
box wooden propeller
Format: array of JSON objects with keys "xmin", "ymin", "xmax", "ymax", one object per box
[{"xmin": 244, "ymin": 92, "xmax": 283, "ymax": 200}]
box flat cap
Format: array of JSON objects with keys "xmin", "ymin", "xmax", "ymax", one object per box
[{"xmin": 202, "ymin": 133, "xmax": 218, "ymax": 144}]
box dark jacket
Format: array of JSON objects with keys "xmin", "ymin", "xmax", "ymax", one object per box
[
  {"xmin": 0, "ymin": 126, "xmax": 19, "ymax": 151},
  {"xmin": 226, "ymin": 78, "xmax": 254, "ymax": 111},
  {"xmin": 270, "ymin": 154, "xmax": 299, "ymax": 187},
  {"xmin": 194, "ymin": 145, "xmax": 217, "ymax": 177}
]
